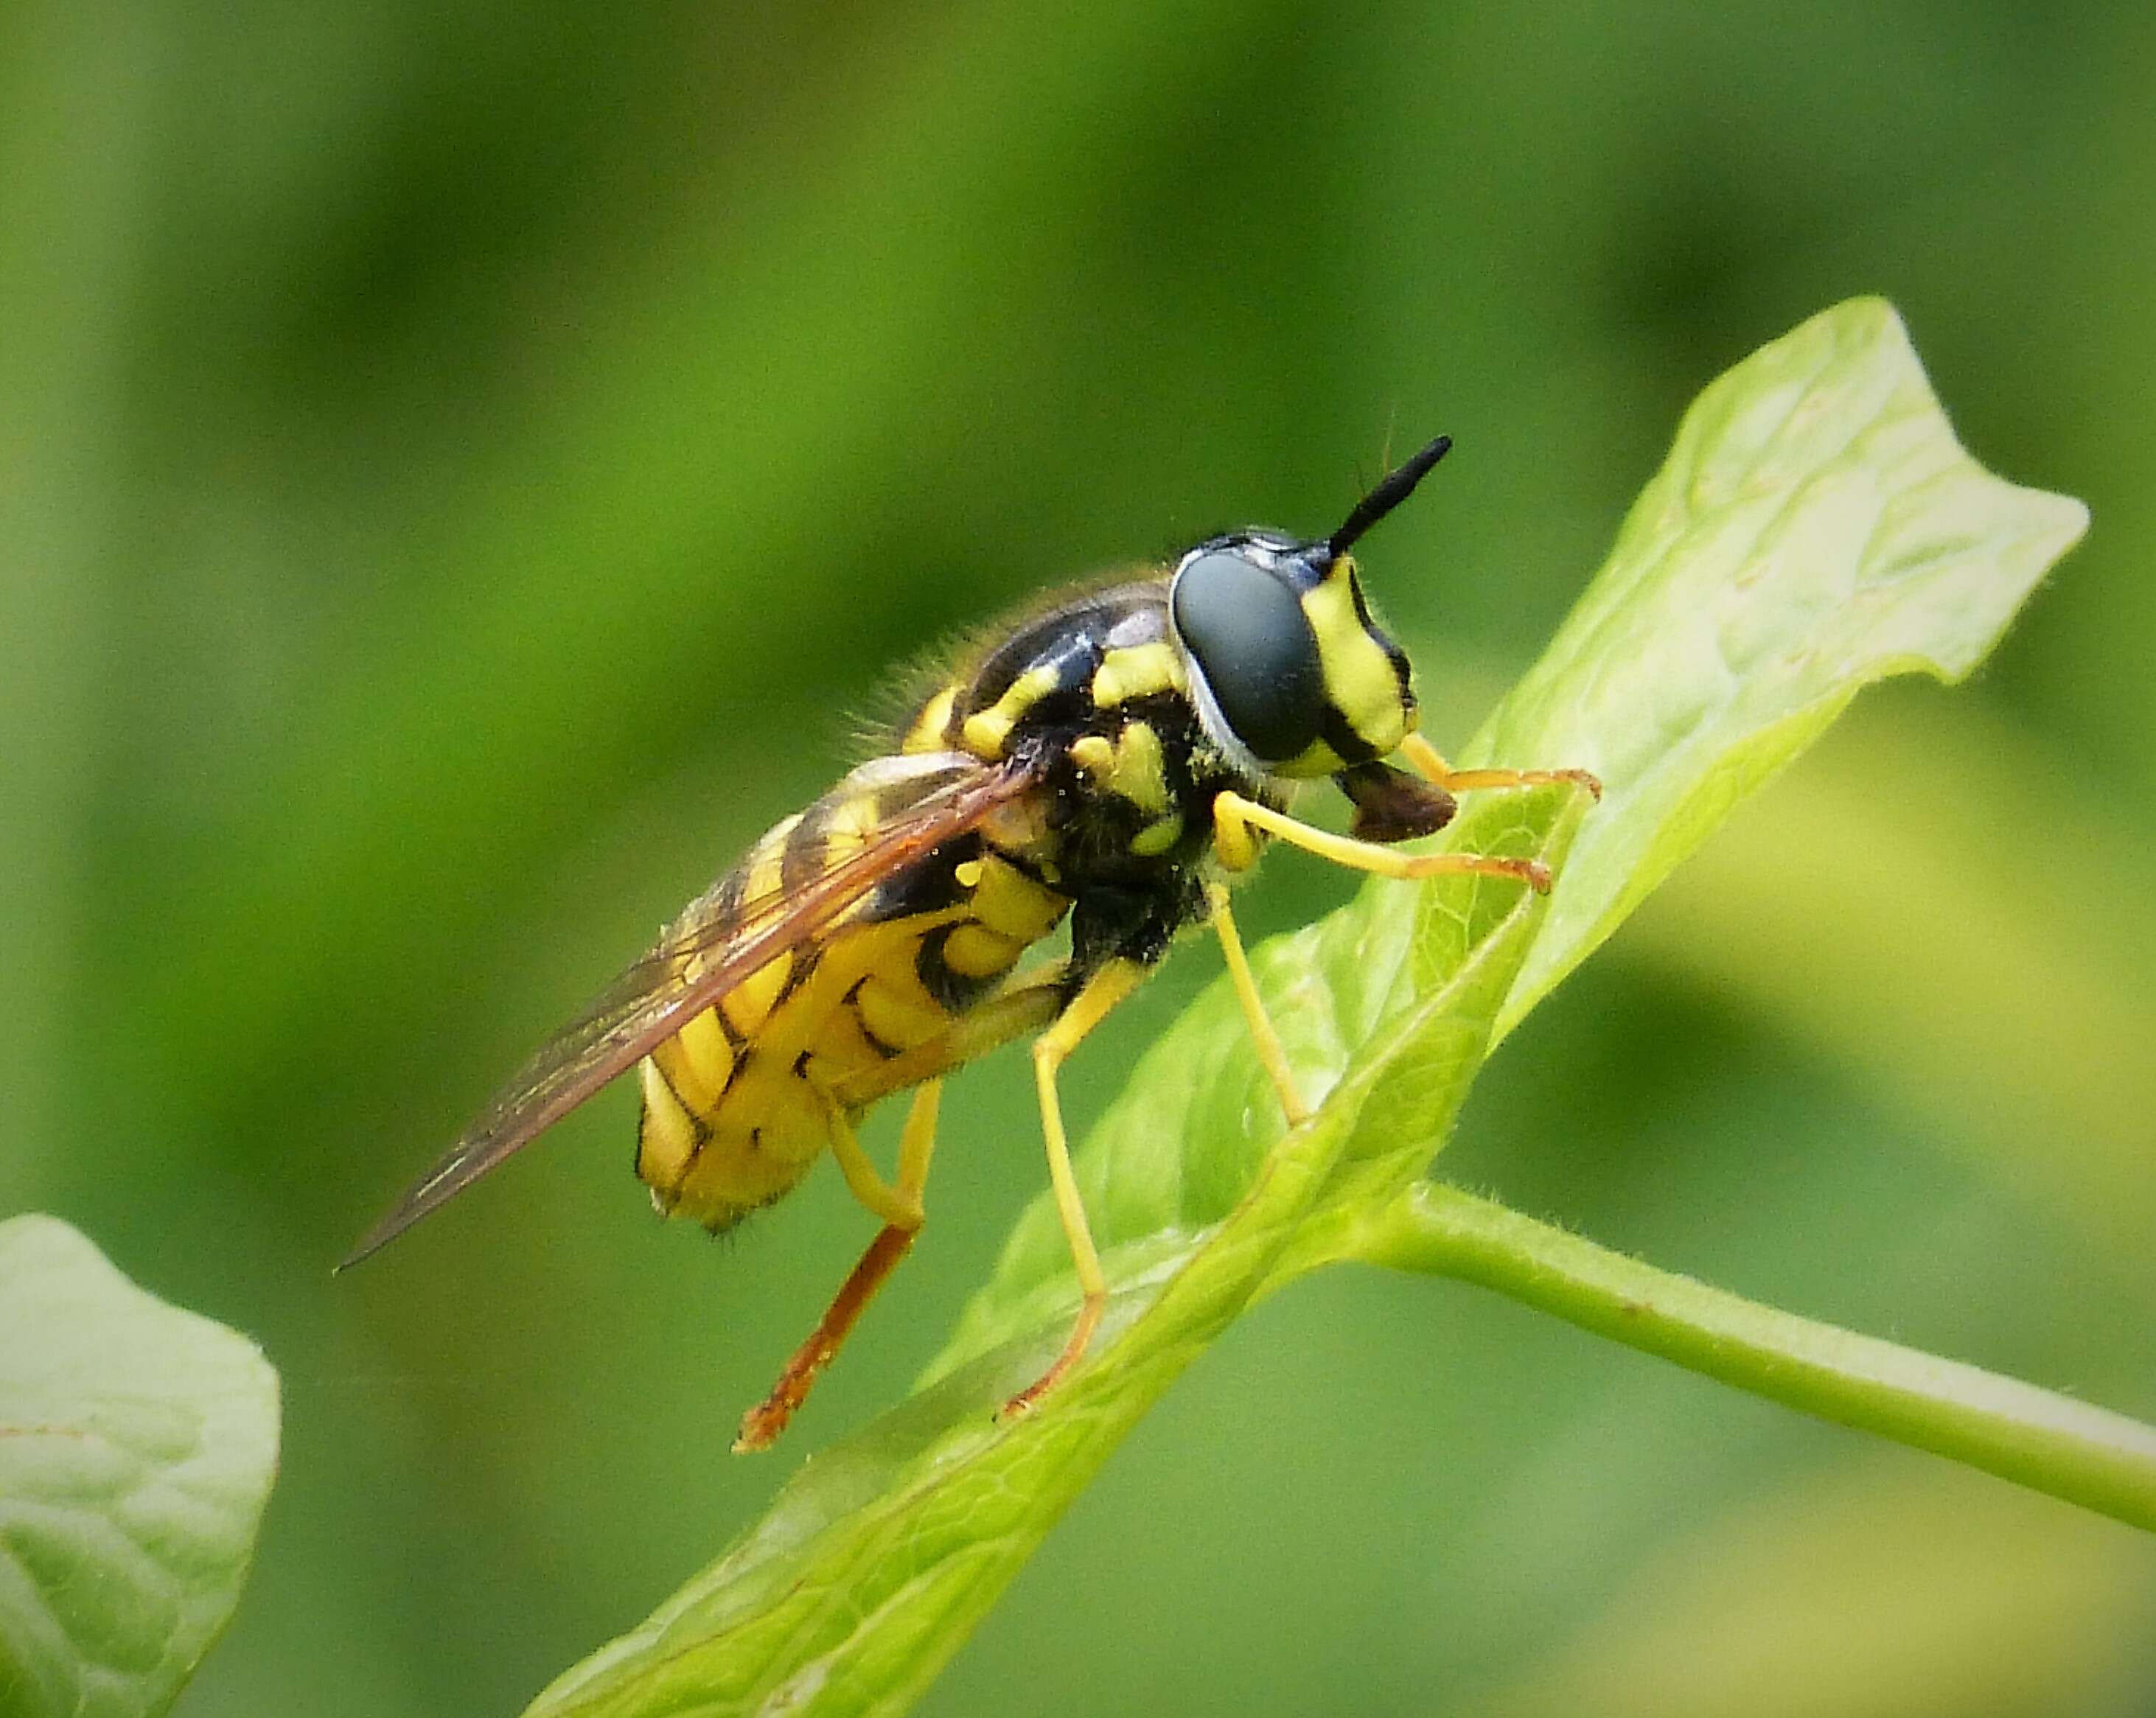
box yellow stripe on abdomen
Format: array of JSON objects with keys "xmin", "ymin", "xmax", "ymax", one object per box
[
  {"xmin": 634, "ymin": 842, "xmax": 1067, "ymax": 1233},
  {"xmin": 719, "ymin": 953, "xmax": 792, "ymax": 1038},
  {"xmin": 636, "ymin": 1059, "xmax": 702, "ymax": 1195},
  {"xmin": 652, "ymin": 1005, "xmax": 734, "ymax": 1114}
]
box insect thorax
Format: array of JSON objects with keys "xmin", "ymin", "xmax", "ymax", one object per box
[
  {"xmin": 635, "ymin": 581, "xmax": 1269, "ymax": 1234},
  {"xmin": 900, "ymin": 579, "xmax": 1268, "ymax": 970}
]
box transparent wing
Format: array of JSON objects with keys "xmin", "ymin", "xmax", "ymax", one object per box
[{"xmin": 341, "ymin": 752, "xmax": 1040, "ymax": 1266}]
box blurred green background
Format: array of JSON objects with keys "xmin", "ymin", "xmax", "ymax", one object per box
[{"xmin": 5, "ymin": 0, "xmax": 2154, "ymax": 1713}]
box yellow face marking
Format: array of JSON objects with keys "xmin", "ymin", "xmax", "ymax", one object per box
[
  {"xmin": 635, "ymin": 1059, "xmax": 701, "ymax": 1195},
  {"xmin": 942, "ymin": 923, "xmax": 1025, "ymax": 980},
  {"xmin": 953, "ymin": 857, "xmax": 985, "ymax": 889},
  {"xmin": 1301, "ymin": 568, "xmax": 1410, "ymax": 758},
  {"xmin": 1274, "ymin": 735, "xmax": 1350, "ymax": 777},
  {"xmin": 903, "ymin": 685, "xmax": 957, "ymax": 754},
  {"xmin": 970, "ymin": 853, "xmax": 1070, "ymax": 943},
  {"xmin": 1090, "ymin": 641, "xmax": 1181, "ymax": 708}
]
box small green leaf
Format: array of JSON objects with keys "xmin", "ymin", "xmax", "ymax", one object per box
[
  {"xmin": 0, "ymin": 1216, "xmax": 279, "ymax": 1718},
  {"xmin": 523, "ymin": 300, "xmax": 2087, "ymax": 1718},
  {"xmin": 1471, "ymin": 296, "xmax": 2087, "ymax": 1036}
]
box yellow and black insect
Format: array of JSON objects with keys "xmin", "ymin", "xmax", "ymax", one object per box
[{"xmin": 345, "ymin": 435, "xmax": 1597, "ymax": 1450}]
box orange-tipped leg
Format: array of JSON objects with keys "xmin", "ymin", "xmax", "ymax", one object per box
[
  {"xmin": 734, "ymin": 1222, "xmax": 915, "ymax": 1453},
  {"xmin": 1001, "ymin": 1291, "xmax": 1104, "ymax": 1420},
  {"xmin": 1213, "ymin": 790, "xmax": 1555, "ymax": 894},
  {"xmin": 1399, "ymin": 731, "xmax": 1602, "ymax": 800},
  {"xmin": 733, "ymin": 1081, "xmax": 942, "ymax": 1453}
]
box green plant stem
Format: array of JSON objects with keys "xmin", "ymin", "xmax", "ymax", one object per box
[{"xmin": 1359, "ymin": 1181, "xmax": 2156, "ymax": 1534}]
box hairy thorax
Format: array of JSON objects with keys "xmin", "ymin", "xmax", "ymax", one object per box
[{"xmin": 634, "ymin": 580, "xmax": 1271, "ymax": 1232}]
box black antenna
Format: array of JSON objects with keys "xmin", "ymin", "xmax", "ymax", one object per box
[{"xmin": 1326, "ymin": 433, "xmax": 1452, "ymax": 558}]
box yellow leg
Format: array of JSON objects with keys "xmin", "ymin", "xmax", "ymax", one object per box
[
  {"xmin": 1000, "ymin": 958, "xmax": 1146, "ymax": 1420},
  {"xmin": 828, "ymin": 1103, "xmax": 926, "ymax": 1229},
  {"xmin": 1213, "ymin": 790, "xmax": 1554, "ymax": 893},
  {"xmin": 1207, "ymin": 881, "xmax": 1308, "ymax": 1127},
  {"xmin": 734, "ymin": 1080, "xmax": 943, "ymax": 1453},
  {"xmin": 1399, "ymin": 731, "xmax": 1602, "ymax": 800},
  {"xmin": 893, "ymin": 1076, "xmax": 941, "ymax": 1204}
]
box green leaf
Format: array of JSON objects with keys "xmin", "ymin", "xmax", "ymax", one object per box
[
  {"xmin": 0, "ymin": 1215, "xmax": 279, "ymax": 1718},
  {"xmin": 1470, "ymin": 295, "xmax": 2087, "ymax": 1036},
  {"xmin": 523, "ymin": 299, "xmax": 2087, "ymax": 1718}
]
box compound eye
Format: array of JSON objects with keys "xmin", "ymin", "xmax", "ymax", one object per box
[{"xmin": 1171, "ymin": 550, "xmax": 1325, "ymax": 764}]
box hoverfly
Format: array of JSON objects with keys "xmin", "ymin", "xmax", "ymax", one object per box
[{"xmin": 345, "ymin": 435, "xmax": 1598, "ymax": 1450}]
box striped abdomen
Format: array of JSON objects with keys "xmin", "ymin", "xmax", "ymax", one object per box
[{"xmin": 634, "ymin": 760, "xmax": 1070, "ymax": 1232}]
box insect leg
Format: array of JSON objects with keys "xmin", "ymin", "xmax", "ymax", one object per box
[
  {"xmin": 1398, "ymin": 731, "xmax": 1602, "ymax": 800},
  {"xmin": 1205, "ymin": 880, "xmax": 1309, "ymax": 1127},
  {"xmin": 828, "ymin": 1110, "xmax": 926, "ymax": 1229},
  {"xmin": 736, "ymin": 976, "xmax": 1065, "ymax": 1452},
  {"xmin": 892, "ymin": 1075, "xmax": 941, "ymax": 1207},
  {"xmin": 1001, "ymin": 957, "xmax": 1147, "ymax": 1421},
  {"xmin": 1213, "ymin": 790, "xmax": 1554, "ymax": 893},
  {"xmin": 734, "ymin": 1080, "xmax": 943, "ymax": 1453}
]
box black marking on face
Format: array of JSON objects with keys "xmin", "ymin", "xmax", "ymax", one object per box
[
  {"xmin": 1319, "ymin": 705, "xmax": 1379, "ymax": 769},
  {"xmin": 1346, "ymin": 571, "xmax": 1415, "ymax": 710}
]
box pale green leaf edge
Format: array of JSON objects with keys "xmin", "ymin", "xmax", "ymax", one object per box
[
  {"xmin": 1476, "ymin": 294, "xmax": 2087, "ymax": 1037},
  {"xmin": 0, "ymin": 1214, "xmax": 281, "ymax": 1718}
]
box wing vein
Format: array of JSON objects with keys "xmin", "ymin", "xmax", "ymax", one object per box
[{"xmin": 340, "ymin": 753, "xmax": 1039, "ymax": 1266}]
